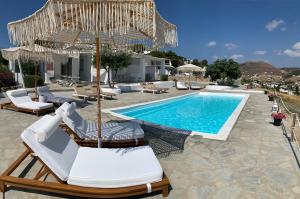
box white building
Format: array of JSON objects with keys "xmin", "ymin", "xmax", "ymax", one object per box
[
  {"xmin": 3, "ymin": 48, "xmax": 173, "ymax": 86},
  {"xmin": 112, "ymin": 54, "xmax": 173, "ymax": 83}
]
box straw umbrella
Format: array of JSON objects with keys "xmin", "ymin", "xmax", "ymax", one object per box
[
  {"xmin": 7, "ymin": 0, "xmax": 178, "ymax": 147},
  {"xmin": 177, "ymin": 64, "xmax": 203, "ymax": 88},
  {"xmin": 1, "ymin": 46, "xmax": 55, "ymax": 97}
]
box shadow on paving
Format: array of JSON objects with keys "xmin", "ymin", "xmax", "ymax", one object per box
[{"xmin": 141, "ymin": 123, "xmax": 191, "ymax": 159}]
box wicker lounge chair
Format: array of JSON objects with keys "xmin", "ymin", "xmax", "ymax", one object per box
[
  {"xmin": 73, "ymin": 86, "xmax": 97, "ymax": 101},
  {"xmin": 0, "ymin": 115, "xmax": 170, "ymax": 198},
  {"xmin": 176, "ymin": 82, "xmax": 189, "ymax": 90},
  {"xmin": 90, "ymin": 86, "xmax": 117, "ymax": 100},
  {"xmin": 37, "ymin": 86, "xmax": 74, "ymax": 106},
  {"xmin": 141, "ymin": 84, "xmax": 167, "ymax": 94},
  {"xmin": 190, "ymin": 83, "xmax": 202, "ymax": 90},
  {"xmin": 56, "ymin": 102, "xmax": 144, "ymax": 147},
  {"xmin": 0, "ymin": 89, "xmax": 54, "ymax": 116}
]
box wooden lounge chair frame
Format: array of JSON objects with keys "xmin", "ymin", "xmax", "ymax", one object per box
[
  {"xmin": 141, "ymin": 84, "xmax": 167, "ymax": 94},
  {"xmin": 100, "ymin": 92, "xmax": 116, "ymax": 100},
  {"xmin": 0, "ymin": 143, "xmax": 170, "ymax": 198},
  {"xmin": 73, "ymin": 86, "xmax": 97, "ymax": 101},
  {"xmin": 0, "ymin": 102, "xmax": 55, "ymax": 116},
  {"xmin": 60, "ymin": 124, "xmax": 145, "ymax": 148},
  {"xmin": 190, "ymin": 86, "xmax": 203, "ymax": 90}
]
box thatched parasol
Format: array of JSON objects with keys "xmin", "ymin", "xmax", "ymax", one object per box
[{"xmin": 7, "ymin": 0, "xmax": 178, "ymax": 147}]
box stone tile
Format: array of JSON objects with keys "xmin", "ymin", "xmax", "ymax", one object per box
[{"xmin": 1, "ymin": 90, "xmax": 300, "ymax": 198}]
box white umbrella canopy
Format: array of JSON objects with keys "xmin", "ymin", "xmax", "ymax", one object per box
[
  {"xmin": 8, "ymin": 0, "xmax": 177, "ymax": 50},
  {"xmin": 177, "ymin": 64, "xmax": 203, "ymax": 73},
  {"xmin": 7, "ymin": 0, "xmax": 178, "ymax": 147},
  {"xmin": 1, "ymin": 45, "xmax": 55, "ymax": 62}
]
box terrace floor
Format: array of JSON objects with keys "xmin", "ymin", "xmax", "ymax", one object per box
[{"xmin": 0, "ymin": 88, "xmax": 300, "ymax": 198}]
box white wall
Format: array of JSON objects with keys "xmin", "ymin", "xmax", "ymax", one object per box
[
  {"xmin": 79, "ymin": 54, "xmax": 92, "ymax": 82},
  {"xmin": 114, "ymin": 57, "xmax": 145, "ymax": 83}
]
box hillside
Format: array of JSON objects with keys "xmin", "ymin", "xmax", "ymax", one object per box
[
  {"xmin": 281, "ymin": 67, "xmax": 300, "ymax": 78},
  {"xmin": 240, "ymin": 61, "xmax": 282, "ymax": 76}
]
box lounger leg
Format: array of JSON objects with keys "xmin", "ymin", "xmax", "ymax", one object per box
[
  {"xmin": 162, "ymin": 186, "xmax": 169, "ymax": 198},
  {"xmin": 0, "ymin": 181, "xmax": 6, "ymax": 193}
]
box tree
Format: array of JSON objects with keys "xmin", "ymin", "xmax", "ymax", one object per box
[
  {"xmin": 191, "ymin": 59, "xmax": 202, "ymax": 67},
  {"xmin": 0, "ymin": 51, "xmax": 9, "ymax": 66},
  {"xmin": 94, "ymin": 48, "xmax": 131, "ymax": 88},
  {"xmin": 205, "ymin": 59, "xmax": 241, "ymax": 85},
  {"xmin": 295, "ymin": 85, "xmax": 299, "ymax": 95},
  {"xmin": 21, "ymin": 61, "xmax": 38, "ymax": 75},
  {"xmin": 202, "ymin": 59, "xmax": 208, "ymax": 67}
]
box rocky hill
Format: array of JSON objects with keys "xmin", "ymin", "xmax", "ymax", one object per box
[
  {"xmin": 281, "ymin": 67, "xmax": 300, "ymax": 78},
  {"xmin": 240, "ymin": 61, "xmax": 282, "ymax": 76}
]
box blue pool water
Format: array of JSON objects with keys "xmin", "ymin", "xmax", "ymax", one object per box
[{"xmin": 114, "ymin": 93, "xmax": 244, "ymax": 134}]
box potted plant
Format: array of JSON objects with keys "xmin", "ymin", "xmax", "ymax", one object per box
[
  {"xmin": 271, "ymin": 113, "xmax": 286, "ymax": 126},
  {"xmin": 268, "ymin": 94, "xmax": 274, "ymax": 101}
]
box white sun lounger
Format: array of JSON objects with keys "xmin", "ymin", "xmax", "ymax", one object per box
[
  {"xmin": 1, "ymin": 89, "xmax": 54, "ymax": 116},
  {"xmin": 190, "ymin": 83, "xmax": 202, "ymax": 90},
  {"xmin": 56, "ymin": 102, "xmax": 144, "ymax": 147},
  {"xmin": 176, "ymin": 82, "xmax": 189, "ymax": 90},
  {"xmin": 37, "ymin": 86, "xmax": 74, "ymax": 105},
  {"xmin": 0, "ymin": 115, "xmax": 170, "ymax": 198}
]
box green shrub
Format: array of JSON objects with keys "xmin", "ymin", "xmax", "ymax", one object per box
[
  {"xmin": 0, "ymin": 71, "xmax": 16, "ymax": 89},
  {"xmin": 160, "ymin": 75, "xmax": 169, "ymax": 81},
  {"xmin": 24, "ymin": 75, "xmax": 44, "ymax": 88}
]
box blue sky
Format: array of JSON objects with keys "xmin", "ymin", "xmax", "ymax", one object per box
[{"xmin": 1, "ymin": 0, "xmax": 300, "ymax": 67}]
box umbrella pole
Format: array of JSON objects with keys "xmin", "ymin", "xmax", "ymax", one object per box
[
  {"xmin": 35, "ymin": 64, "xmax": 38, "ymax": 99},
  {"xmin": 96, "ymin": 37, "xmax": 102, "ymax": 148}
]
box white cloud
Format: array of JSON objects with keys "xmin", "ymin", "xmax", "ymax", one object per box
[
  {"xmin": 283, "ymin": 42, "xmax": 300, "ymax": 57},
  {"xmin": 265, "ymin": 19, "xmax": 285, "ymax": 31},
  {"xmin": 293, "ymin": 42, "xmax": 300, "ymax": 50},
  {"xmin": 207, "ymin": 41, "xmax": 217, "ymax": 47},
  {"xmin": 283, "ymin": 49, "xmax": 300, "ymax": 57},
  {"xmin": 254, "ymin": 50, "xmax": 267, "ymax": 55},
  {"xmin": 230, "ymin": 54, "xmax": 244, "ymax": 60},
  {"xmin": 225, "ymin": 43, "xmax": 239, "ymax": 50},
  {"xmin": 212, "ymin": 55, "xmax": 219, "ymax": 60}
]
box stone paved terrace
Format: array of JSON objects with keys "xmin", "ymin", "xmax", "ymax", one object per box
[{"xmin": 0, "ymin": 88, "xmax": 300, "ymax": 199}]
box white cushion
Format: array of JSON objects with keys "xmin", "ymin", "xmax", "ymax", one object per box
[
  {"xmin": 56, "ymin": 103, "xmax": 144, "ymax": 141},
  {"xmin": 177, "ymin": 82, "xmax": 188, "ymax": 88},
  {"xmin": 34, "ymin": 115, "xmax": 62, "ymax": 143},
  {"xmin": 66, "ymin": 102, "xmax": 77, "ymax": 116},
  {"xmin": 17, "ymin": 101, "xmax": 53, "ymax": 110},
  {"xmin": 68, "ymin": 146, "xmax": 163, "ymax": 188},
  {"xmin": 6, "ymin": 89, "xmax": 32, "ymax": 105},
  {"xmin": 21, "ymin": 117, "xmax": 79, "ymax": 181}
]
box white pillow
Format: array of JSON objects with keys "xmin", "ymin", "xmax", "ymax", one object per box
[
  {"xmin": 66, "ymin": 102, "xmax": 77, "ymax": 117},
  {"xmin": 34, "ymin": 115, "xmax": 62, "ymax": 143}
]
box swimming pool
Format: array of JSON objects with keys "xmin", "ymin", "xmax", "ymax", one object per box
[{"xmin": 104, "ymin": 92, "xmax": 249, "ymax": 140}]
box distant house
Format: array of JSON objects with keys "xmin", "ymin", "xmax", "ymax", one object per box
[
  {"xmin": 3, "ymin": 47, "xmax": 172, "ymax": 86},
  {"xmin": 112, "ymin": 54, "xmax": 173, "ymax": 83}
]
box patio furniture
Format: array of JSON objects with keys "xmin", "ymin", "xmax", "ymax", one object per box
[
  {"xmin": 190, "ymin": 83, "xmax": 202, "ymax": 90},
  {"xmin": 90, "ymin": 86, "xmax": 118, "ymax": 100},
  {"xmin": 0, "ymin": 89, "xmax": 54, "ymax": 116},
  {"xmin": 176, "ymin": 82, "xmax": 189, "ymax": 90},
  {"xmin": 37, "ymin": 86, "xmax": 74, "ymax": 106},
  {"xmin": 141, "ymin": 84, "xmax": 167, "ymax": 94},
  {"xmin": 56, "ymin": 102, "xmax": 144, "ymax": 147},
  {"xmin": 73, "ymin": 86, "xmax": 97, "ymax": 101},
  {"xmin": 0, "ymin": 115, "xmax": 170, "ymax": 198}
]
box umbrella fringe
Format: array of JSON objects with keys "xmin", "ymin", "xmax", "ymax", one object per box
[{"xmin": 8, "ymin": 0, "xmax": 178, "ymax": 50}]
